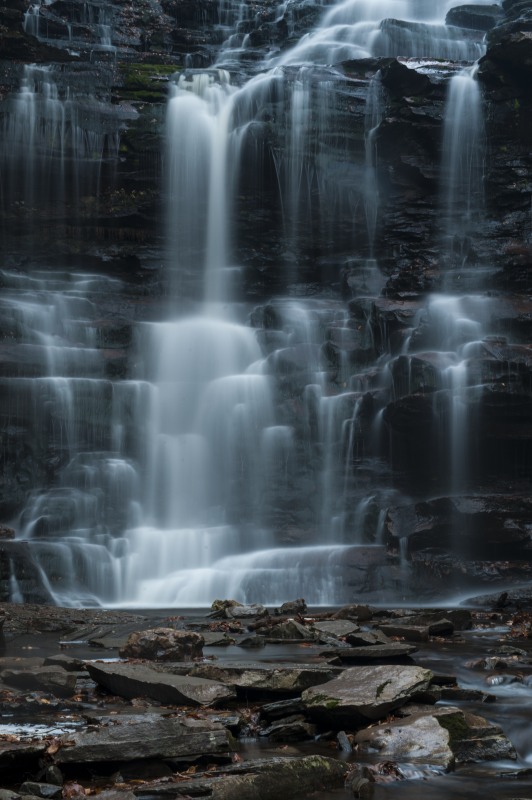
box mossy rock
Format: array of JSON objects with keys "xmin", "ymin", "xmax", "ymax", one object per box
[{"xmin": 118, "ymin": 63, "xmax": 180, "ymax": 102}]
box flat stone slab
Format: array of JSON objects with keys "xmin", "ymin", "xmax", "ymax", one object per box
[
  {"xmin": 0, "ymin": 604, "xmax": 149, "ymax": 638},
  {"xmin": 0, "ymin": 657, "xmax": 45, "ymax": 671},
  {"xmin": 345, "ymin": 629, "xmax": 391, "ymax": 646},
  {"xmin": 377, "ymin": 624, "xmax": 432, "ymax": 642},
  {"xmin": 379, "ymin": 617, "xmax": 454, "ymax": 640},
  {"xmin": 54, "ymin": 713, "xmax": 232, "ymax": 764},
  {"xmin": 187, "ymin": 662, "xmax": 342, "ymax": 693},
  {"xmin": 331, "ymin": 605, "xmax": 373, "ymax": 622},
  {"xmin": 1, "ymin": 666, "xmax": 78, "ymax": 697},
  {"xmin": 203, "ymin": 631, "xmax": 235, "ymax": 646},
  {"xmin": 85, "ymin": 661, "xmax": 236, "ymax": 707},
  {"xmin": 128, "ymin": 755, "xmax": 347, "ymax": 799},
  {"xmin": 302, "ymin": 664, "xmax": 433, "ymax": 726},
  {"xmin": 312, "ymin": 620, "xmax": 360, "ymax": 638},
  {"xmin": 321, "ymin": 642, "xmax": 417, "ymax": 660},
  {"xmin": 0, "ymin": 740, "xmax": 47, "ymax": 770}
]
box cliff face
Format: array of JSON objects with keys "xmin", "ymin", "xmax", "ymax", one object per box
[
  {"xmin": 1, "ymin": 0, "xmax": 532, "ymax": 604},
  {"xmin": 0, "ymin": 0, "xmax": 530, "ymax": 288}
]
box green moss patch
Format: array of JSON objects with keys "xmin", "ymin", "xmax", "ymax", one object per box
[
  {"xmin": 306, "ymin": 693, "xmax": 340, "ymax": 709},
  {"xmin": 118, "ymin": 63, "xmax": 179, "ymax": 102},
  {"xmin": 437, "ymin": 713, "xmax": 470, "ymax": 743},
  {"xmin": 376, "ymin": 680, "xmax": 391, "ymax": 697}
]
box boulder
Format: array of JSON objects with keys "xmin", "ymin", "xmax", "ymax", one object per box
[
  {"xmin": 380, "ymin": 58, "xmax": 432, "ymax": 97},
  {"xmin": 301, "ymin": 665, "xmax": 433, "ymax": 727},
  {"xmin": 210, "ymin": 599, "xmax": 244, "ymax": 617},
  {"xmin": 446, "ymin": 4, "xmax": 503, "ymax": 31},
  {"xmin": 226, "ymin": 604, "xmax": 268, "ymax": 619},
  {"xmin": 345, "ymin": 629, "xmax": 391, "ymax": 647},
  {"xmin": 267, "ymin": 619, "xmax": 313, "ymax": 640},
  {"xmin": 276, "ymin": 598, "xmax": 307, "ymax": 615},
  {"xmin": 119, "ymin": 628, "xmax": 204, "ymax": 661},
  {"xmin": 448, "ymin": 709, "xmax": 517, "ymax": 762},
  {"xmin": 486, "ymin": 22, "xmax": 532, "ymax": 80},
  {"xmin": 85, "ymin": 661, "xmax": 236, "ymax": 706},
  {"xmin": 355, "ymin": 706, "xmax": 516, "ymax": 766},
  {"xmin": 355, "ymin": 711, "xmax": 455, "ymax": 769}
]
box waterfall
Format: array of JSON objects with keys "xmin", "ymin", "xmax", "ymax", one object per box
[
  {"xmin": 23, "ymin": 0, "xmax": 116, "ymax": 53},
  {"xmin": 0, "ymin": 65, "xmax": 131, "ymax": 244},
  {"xmin": 441, "ymin": 65, "xmax": 486, "ymax": 265},
  {"xmin": 23, "ymin": 4, "xmax": 41, "ymax": 38},
  {"xmin": 165, "ymin": 70, "xmax": 236, "ymax": 297},
  {"xmin": 3, "ymin": 0, "xmax": 504, "ymax": 608},
  {"xmin": 364, "ymin": 71, "xmax": 384, "ymax": 259}
]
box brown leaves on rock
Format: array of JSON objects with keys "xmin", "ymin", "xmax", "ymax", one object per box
[
  {"xmin": 46, "ymin": 737, "xmax": 75, "ymax": 754},
  {"xmin": 371, "ymin": 761, "xmax": 404, "ymax": 780},
  {"xmin": 62, "ymin": 781, "xmax": 87, "ymax": 798},
  {"xmin": 208, "ymin": 620, "xmax": 242, "ymax": 633},
  {"xmin": 507, "ymin": 611, "xmax": 532, "ymax": 639}
]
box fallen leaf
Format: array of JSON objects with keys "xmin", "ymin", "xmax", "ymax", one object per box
[{"xmin": 62, "ymin": 781, "xmax": 87, "ymax": 798}]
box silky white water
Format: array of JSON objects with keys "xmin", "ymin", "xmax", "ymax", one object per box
[{"xmin": 4, "ymin": 0, "xmax": 498, "ymax": 607}]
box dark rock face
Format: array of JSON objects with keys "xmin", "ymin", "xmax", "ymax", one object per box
[
  {"xmin": 445, "ymin": 4, "xmax": 503, "ymax": 32},
  {"xmin": 0, "ymin": 0, "xmax": 528, "ymax": 279},
  {"xmin": 385, "ymin": 495, "xmax": 532, "ymax": 557}
]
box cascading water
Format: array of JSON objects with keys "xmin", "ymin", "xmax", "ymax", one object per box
[
  {"xmin": 441, "ymin": 65, "xmax": 486, "ymax": 267},
  {"xmin": 23, "ymin": 0, "xmax": 116, "ymax": 54},
  {"xmin": 364, "ymin": 70, "xmax": 384, "ymax": 260},
  {"xmin": 0, "ymin": 64, "xmax": 131, "ymax": 246},
  {"xmin": 3, "ymin": 0, "xmax": 509, "ymax": 608}
]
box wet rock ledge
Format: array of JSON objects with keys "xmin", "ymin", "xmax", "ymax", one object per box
[{"xmin": 1, "ymin": 596, "xmax": 531, "ymax": 799}]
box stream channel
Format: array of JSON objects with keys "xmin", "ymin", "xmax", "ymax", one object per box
[{"xmin": 2, "ymin": 603, "xmax": 532, "ymax": 799}]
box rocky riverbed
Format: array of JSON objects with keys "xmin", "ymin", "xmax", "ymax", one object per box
[{"xmin": 2, "ymin": 596, "xmax": 532, "ymax": 800}]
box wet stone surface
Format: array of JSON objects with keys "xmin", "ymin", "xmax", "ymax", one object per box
[{"xmin": 0, "ymin": 600, "xmax": 532, "ymax": 799}]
